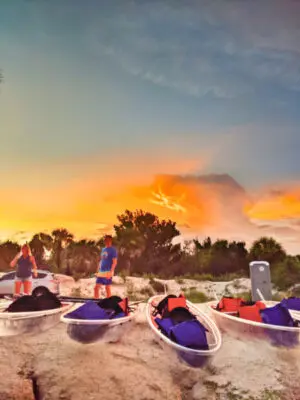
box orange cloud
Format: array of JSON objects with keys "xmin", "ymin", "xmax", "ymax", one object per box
[
  {"xmin": 2, "ymin": 146, "xmax": 300, "ymax": 255},
  {"xmin": 0, "ymin": 151, "xmax": 207, "ymax": 239},
  {"xmin": 245, "ymin": 187, "xmax": 300, "ymax": 221}
]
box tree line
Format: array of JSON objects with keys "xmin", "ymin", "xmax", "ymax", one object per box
[{"xmin": 0, "ymin": 209, "xmax": 299, "ymax": 290}]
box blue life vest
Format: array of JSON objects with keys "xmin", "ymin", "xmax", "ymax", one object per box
[
  {"xmin": 281, "ymin": 297, "xmax": 300, "ymax": 311},
  {"xmin": 170, "ymin": 320, "xmax": 209, "ymax": 350},
  {"xmin": 65, "ymin": 301, "xmax": 115, "ymax": 320},
  {"xmin": 260, "ymin": 304, "xmax": 295, "ymax": 327},
  {"xmin": 155, "ymin": 316, "xmax": 209, "ymax": 349}
]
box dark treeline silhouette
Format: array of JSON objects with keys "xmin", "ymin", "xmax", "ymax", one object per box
[{"xmin": 0, "ymin": 209, "xmax": 299, "ymax": 290}]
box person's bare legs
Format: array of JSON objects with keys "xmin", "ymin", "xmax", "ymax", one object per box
[
  {"xmin": 94, "ymin": 284, "xmax": 102, "ymax": 299},
  {"xmin": 14, "ymin": 281, "xmax": 22, "ymax": 297},
  {"xmin": 105, "ymin": 285, "xmax": 111, "ymax": 298},
  {"xmin": 23, "ymin": 280, "xmax": 32, "ymax": 295}
]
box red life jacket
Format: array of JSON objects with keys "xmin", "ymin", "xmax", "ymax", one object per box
[
  {"xmin": 118, "ymin": 298, "xmax": 129, "ymax": 316},
  {"xmin": 238, "ymin": 301, "xmax": 266, "ymax": 322},
  {"xmin": 168, "ymin": 296, "xmax": 187, "ymax": 312},
  {"xmin": 217, "ymin": 297, "xmax": 243, "ymax": 313}
]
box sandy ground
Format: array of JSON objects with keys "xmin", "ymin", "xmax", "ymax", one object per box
[
  {"xmin": 0, "ymin": 276, "xmax": 299, "ymax": 400},
  {"xmin": 1, "ymin": 303, "xmax": 300, "ymax": 400},
  {"xmin": 58, "ymin": 275, "xmax": 254, "ymax": 300}
]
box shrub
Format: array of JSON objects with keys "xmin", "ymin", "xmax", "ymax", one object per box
[
  {"xmin": 70, "ymin": 287, "xmax": 82, "ymax": 298},
  {"xmin": 238, "ymin": 291, "xmax": 252, "ymax": 301},
  {"xmin": 149, "ymin": 278, "xmax": 165, "ymax": 293},
  {"xmin": 183, "ymin": 288, "xmax": 211, "ymax": 303},
  {"xmin": 140, "ymin": 285, "xmax": 154, "ymax": 297},
  {"xmin": 271, "ymin": 256, "xmax": 300, "ymax": 291}
]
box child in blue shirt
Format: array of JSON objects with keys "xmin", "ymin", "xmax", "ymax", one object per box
[{"xmin": 94, "ymin": 235, "xmax": 118, "ymax": 298}]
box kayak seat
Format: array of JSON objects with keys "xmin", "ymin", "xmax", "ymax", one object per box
[
  {"xmin": 281, "ymin": 297, "xmax": 300, "ymax": 311},
  {"xmin": 154, "ymin": 295, "xmax": 209, "ymax": 350},
  {"xmin": 98, "ymin": 296, "xmax": 130, "ymax": 316},
  {"xmin": 260, "ymin": 304, "xmax": 296, "ymax": 327},
  {"xmin": 6, "ymin": 287, "xmax": 61, "ymax": 312},
  {"xmin": 154, "ymin": 295, "xmax": 177, "ymax": 317},
  {"xmin": 98, "ymin": 296, "xmax": 123, "ymax": 314},
  {"xmin": 6, "ymin": 295, "xmax": 39, "ymax": 312},
  {"xmin": 169, "ymin": 307, "xmax": 195, "ymax": 324}
]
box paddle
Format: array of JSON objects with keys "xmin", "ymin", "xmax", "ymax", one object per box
[
  {"xmin": 256, "ymin": 288, "xmax": 265, "ymax": 301},
  {"xmin": 58, "ymin": 295, "xmax": 145, "ymax": 307}
]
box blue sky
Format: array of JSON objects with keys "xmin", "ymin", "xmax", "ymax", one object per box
[
  {"xmin": 0, "ymin": 0, "xmax": 300, "ymax": 247},
  {"xmin": 1, "ymin": 0, "xmax": 300, "ymax": 182}
]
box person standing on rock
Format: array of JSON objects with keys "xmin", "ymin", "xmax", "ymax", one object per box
[
  {"xmin": 10, "ymin": 243, "xmax": 38, "ymax": 297},
  {"xmin": 94, "ymin": 235, "xmax": 118, "ymax": 299}
]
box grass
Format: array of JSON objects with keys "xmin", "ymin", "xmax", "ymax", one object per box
[
  {"xmin": 125, "ymin": 281, "xmax": 137, "ymax": 300},
  {"xmin": 125, "ymin": 280, "xmax": 154, "ymax": 301},
  {"xmin": 183, "ymin": 288, "xmax": 212, "ymax": 303},
  {"xmin": 70, "ymin": 287, "xmax": 82, "ymax": 298},
  {"xmin": 214, "ymin": 385, "xmax": 282, "ymax": 400},
  {"xmin": 173, "ymin": 272, "xmax": 246, "ymax": 282}
]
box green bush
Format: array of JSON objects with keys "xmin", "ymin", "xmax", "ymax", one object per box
[
  {"xmin": 238, "ymin": 291, "xmax": 252, "ymax": 301},
  {"xmin": 183, "ymin": 288, "xmax": 212, "ymax": 303},
  {"xmin": 149, "ymin": 278, "xmax": 165, "ymax": 293},
  {"xmin": 70, "ymin": 287, "xmax": 82, "ymax": 298},
  {"xmin": 174, "ymin": 272, "xmax": 245, "ymax": 282},
  {"xmin": 272, "ymin": 257, "xmax": 300, "ymax": 291},
  {"xmin": 140, "ymin": 285, "xmax": 154, "ymax": 297}
]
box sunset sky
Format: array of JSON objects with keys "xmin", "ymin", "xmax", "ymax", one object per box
[{"xmin": 0, "ymin": 0, "xmax": 300, "ymax": 253}]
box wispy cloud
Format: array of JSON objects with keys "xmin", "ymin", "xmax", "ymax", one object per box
[
  {"xmin": 84, "ymin": 0, "xmax": 300, "ymax": 98},
  {"xmin": 8, "ymin": 1, "xmax": 300, "ymax": 99}
]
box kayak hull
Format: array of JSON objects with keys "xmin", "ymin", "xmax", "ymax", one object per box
[
  {"xmin": 208, "ymin": 301, "xmax": 300, "ymax": 348},
  {"xmin": 0, "ymin": 302, "xmax": 72, "ymax": 337},
  {"xmin": 146, "ymin": 295, "xmax": 222, "ymax": 368},
  {"xmin": 60, "ymin": 303, "xmax": 135, "ymax": 344}
]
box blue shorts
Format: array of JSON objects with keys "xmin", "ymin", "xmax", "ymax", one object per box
[
  {"xmin": 15, "ymin": 276, "xmax": 32, "ymax": 283},
  {"xmin": 96, "ymin": 277, "xmax": 112, "ymax": 286}
]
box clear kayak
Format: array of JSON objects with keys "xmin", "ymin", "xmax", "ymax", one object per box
[
  {"xmin": 146, "ymin": 295, "xmax": 222, "ymax": 368},
  {"xmin": 208, "ymin": 300, "xmax": 300, "ymax": 348},
  {"xmin": 60, "ymin": 299, "xmax": 136, "ymax": 344},
  {"xmin": 0, "ymin": 302, "xmax": 73, "ymax": 337}
]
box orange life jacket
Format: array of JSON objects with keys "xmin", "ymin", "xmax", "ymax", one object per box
[
  {"xmin": 217, "ymin": 297, "xmax": 243, "ymax": 313},
  {"xmin": 237, "ymin": 301, "xmax": 266, "ymax": 322},
  {"xmin": 168, "ymin": 296, "xmax": 187, "ymax": 312}
]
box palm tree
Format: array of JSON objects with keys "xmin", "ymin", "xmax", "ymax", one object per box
[{"xmin": 249, "ymin": 236, "xmax": 286, "ymax": 264}]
